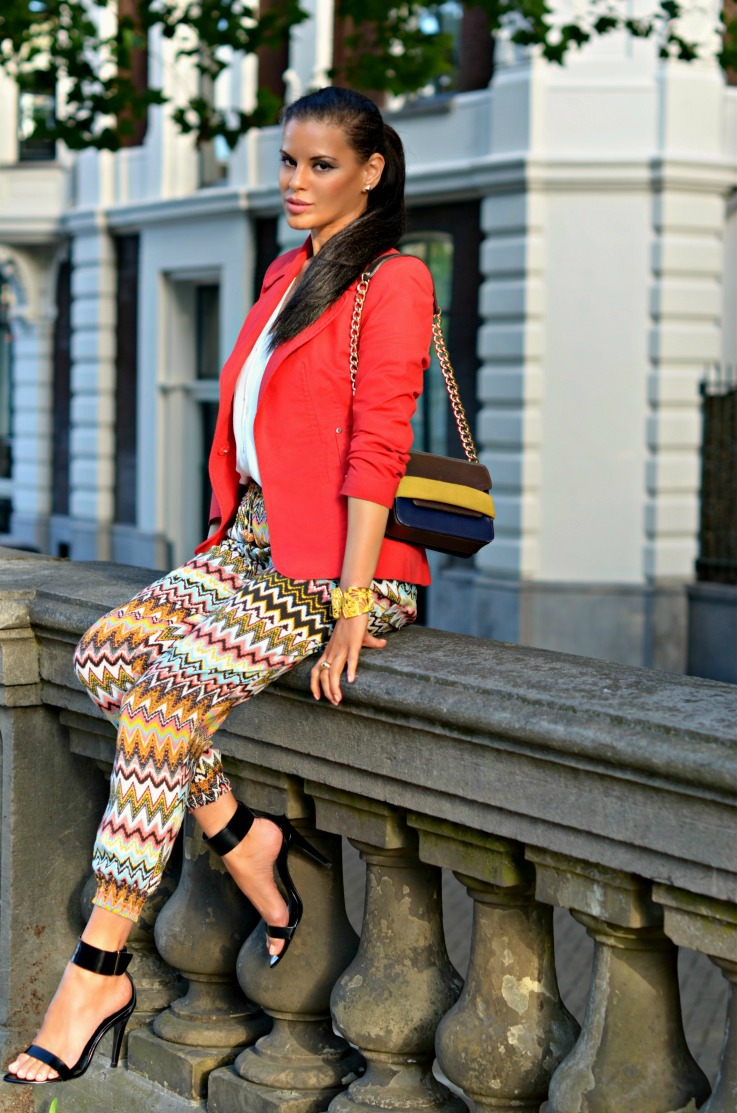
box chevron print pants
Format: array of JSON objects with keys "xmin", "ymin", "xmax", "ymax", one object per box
[{"xmin": 74, "ymin": 483, "xmax": 418, "ymax": 920}]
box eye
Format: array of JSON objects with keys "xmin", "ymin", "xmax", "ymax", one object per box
[
  {"xmin": 313, "ymin": 161, "xmax": 335, "ymax": 172},
  {"xmin": 279, "ymin": 154, "xmax": 295, "ymax": 167}
]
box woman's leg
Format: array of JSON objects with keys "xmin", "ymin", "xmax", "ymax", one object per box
[
  {"xmin": 6, "ymin": 906, "xmax": 135, "ymax": 1082},
  {"xmin": 8, "ymin": 563, "xmax": 416, "ymax": 1082},
  {"xmin": 91, "ymin": 569, "xmax": 336, "ymax": 921},
  {"xmin": 73, "ymin": 547, "xmax": 255, "ymax": 811}
]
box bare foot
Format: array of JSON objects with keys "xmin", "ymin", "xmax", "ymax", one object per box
[
  {"xmin": 5, "ymin": 962, "xmax": 133, "ymax": 1083},
  {"xmin": 221, "ymin": 817, "xmax": 290, "ymax": 959}
]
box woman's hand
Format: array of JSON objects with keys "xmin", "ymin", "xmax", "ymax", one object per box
[{"xmin": 310, "ymin": 615, "xmax": 387, "ymax": 706}]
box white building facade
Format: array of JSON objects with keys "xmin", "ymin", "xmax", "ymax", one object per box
[{"xmin": 0, "ymin": 0, "xmax": 735, "ymax": 672}]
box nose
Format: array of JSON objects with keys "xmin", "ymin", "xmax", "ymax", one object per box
[{"xmin": 289, "ymin": 162, "xmax": 305, "ymax": 191}]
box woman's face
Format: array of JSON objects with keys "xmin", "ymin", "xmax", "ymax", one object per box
[{"xmin": 279, "ymin": 118, "xmax": 384, "ymax": 253}]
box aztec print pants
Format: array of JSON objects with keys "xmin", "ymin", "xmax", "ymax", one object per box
[{"xmin": 74, "ymin": 483, "xmax": 417, "ymax": 921}]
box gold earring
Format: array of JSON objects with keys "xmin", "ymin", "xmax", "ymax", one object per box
[{"xmin": 364, "ymin": 184, "xmax": 371, "ymax": 192}]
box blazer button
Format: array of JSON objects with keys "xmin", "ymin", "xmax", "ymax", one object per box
[
  {"xmin": 336, "ymin": 427, "xmax": 342, "ymax": 434},
  {"xmin": 218, "ymin": 447, "xmax": 229, "ymax": 455}
]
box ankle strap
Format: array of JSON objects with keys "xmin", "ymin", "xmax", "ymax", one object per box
[
  {"xmin": 203, "ymin": 801, "xmax": 255, "ymax": 856},
  {"xmin": 71, "ymin": 939, "xmax": 133, "ymax": 976}
]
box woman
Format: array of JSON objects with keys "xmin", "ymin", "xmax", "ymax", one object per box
[{"xmin": 5, "ymin": 85, "xmax": 433, "ymax": 1086}]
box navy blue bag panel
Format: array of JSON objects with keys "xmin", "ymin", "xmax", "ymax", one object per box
[{"xmin": 388, "ymin": 498, "xmax": 495, "ymax": 558}]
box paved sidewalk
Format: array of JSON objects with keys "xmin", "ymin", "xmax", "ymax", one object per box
[{"xmin": 343, "ymin": 844, "xmax": 728, "ymax": 1087}]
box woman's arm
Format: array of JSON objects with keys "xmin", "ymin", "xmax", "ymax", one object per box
[
  {"xmin": 309, "ymin": 496, "xmax": 389, "ymax": 706},
  {"xmin": 309, "ymin": 257, "xmax": 434, "ymax": 705}
]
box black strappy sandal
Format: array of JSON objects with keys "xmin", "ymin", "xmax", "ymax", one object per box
[
  {"xmin": 204, "ymin": 802, "xmax": 331, "ymax": 967},
  {"xmin": 3, "ymin": 939, "xmax": 136, "ymax": 1085}
]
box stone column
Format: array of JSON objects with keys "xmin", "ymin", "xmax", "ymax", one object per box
[
  {"xmin": 412, "ymin": 816, "xmax": 579, "ymax": 1112},
  {"xmin": 309, "ymin": 786, "xmax": 464, "ymax": 1113},
  {"xmin": 0, "ymin": 245, "xmax": 58, "ymax": 552},
  {"xmin": 126, "ymin": 812, "xmax": 269, "ymax": 1101},
  {"xmin": 208, "ymin": 771, "xmax": 363, "ymax": 1113},
  {"xmin": 529, "ymin": 850, "xmax": 710, "ymax": 1113},
  {"xmin": 654, "ymin": 884, "xmax": 737, "ymax": 1113},
  {"xmin": 68, "ymin": 217, "xmax": 118, "ymax": 561}
]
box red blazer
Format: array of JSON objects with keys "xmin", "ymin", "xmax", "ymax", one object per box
[{"xmin": 196, "ymin": 238, "xmax": 433, "ymax": 586}]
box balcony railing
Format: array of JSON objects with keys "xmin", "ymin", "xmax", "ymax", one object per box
[{"xmin": 0, "ymin": 547, "xmax": 735, "ymax": 1113}]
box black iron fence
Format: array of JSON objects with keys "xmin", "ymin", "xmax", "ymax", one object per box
[{"xmin": 697, "ymin": 364, "xmax": 737, "ymax": 584}]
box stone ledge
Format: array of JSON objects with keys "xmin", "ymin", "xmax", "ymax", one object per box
[{"xmin": 2, "ymin": 552, "xmax": 735, "ymax": 908}]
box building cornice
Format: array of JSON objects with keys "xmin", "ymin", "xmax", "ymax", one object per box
[
  {"xmin": 407, "ymin": 153, "xmax": 737, "ymax": 203},
  {"xmin": 43, "ymin": 151, "xmax": 737, "ymax": 238}
]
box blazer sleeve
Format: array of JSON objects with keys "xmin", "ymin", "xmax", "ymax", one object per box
[{"xmin": 340, "ymin": 256, "xmax": 434, "ymax": 508}]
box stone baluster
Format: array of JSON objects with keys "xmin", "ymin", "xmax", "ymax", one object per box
[
  {"xmin": 208, "ymin": 773, "xmax": 363, "ymax": 1113},
  {"xmin": 126, "ymin": 809, "xmax": 269, "ymax": 1101},
  {"xmin": 529, "ymin": 850, "xmax": 711, "ymax": 1113},
  {"xmin": 308, "ymin": 786, "xmax": 464, "ymax": 1113},
  {"xmin": 410, "ymin": 816, "xmax": 579, "ymax": 1112},
  {"xmin": 653, "ymin": 884, "xmax": 737, "ymax": 1113}
]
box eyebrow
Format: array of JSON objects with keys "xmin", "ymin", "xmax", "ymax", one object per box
[{"xmin": 279, "ymin": 149, "xmax": 338, "ymax": 161}]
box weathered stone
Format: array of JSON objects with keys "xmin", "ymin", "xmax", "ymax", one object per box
[
  {"xmin": 416, "ymin": 818, "xmax": 578, "ymax": 1112},
  {"xmin": 209, "ymin": 1062, "xmax": 361, "ymax": 1113},
  {"xmin": 329, "ymin": 832, "xmax": 463, "ymax": 1113},
  {"xmin": 529, "ymin": 848, "xmax": 663, "ymax": 929},
  {"xmin": 654, "ymin": 884, "xmax": 737, "ymax": 965},
  {"xmin": 210, "ymin": 815, "xmax": 361, "ymax": 1113},
  {"xmin": 542, "ymin": 916, "xmax": 710, "ymax": 1113},
  {"xmin": 28, "ymin": 1057, "xmax": 207, "ymax": 1113},
  {"xmin": 653, "ymin": 886, "xmax": 737, "ymax": 1113},
  {"xmin": 699, "ymin": 958, "xmax": 736, "ymax": 1113},
  {"xmin": 149, "ymin": 814, "xmax": 267, "ymax": 1053},
  {"xmin": 531, "ymin": 855, "xmax": 710, "ymax": 1112},
  {"xmin": 126, "ymin": 1025, "xmax": 230, "ymax": 1100}
]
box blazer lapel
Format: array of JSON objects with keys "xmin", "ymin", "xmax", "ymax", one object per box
[{"xmin": 258, "ymin": 285, "xmax": 350, "ymax": 404}]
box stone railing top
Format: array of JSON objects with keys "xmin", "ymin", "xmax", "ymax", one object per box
[{"xmin": 2, "ymin": 549, "xmax": 735, "ymax": 905}]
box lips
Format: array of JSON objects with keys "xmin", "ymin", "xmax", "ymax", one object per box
[{"xmin": 286, "ymin": 198, "xmax": 311, "ymax": 212}]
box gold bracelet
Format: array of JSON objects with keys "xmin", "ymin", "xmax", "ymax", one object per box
[{"xmin": 331, "ymin": 586, "xmax": 373, "ymax": 619}]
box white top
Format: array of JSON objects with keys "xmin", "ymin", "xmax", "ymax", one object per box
[{"xmin": 233, "ymin": 280, "xmax": 294, "ymax": 487}]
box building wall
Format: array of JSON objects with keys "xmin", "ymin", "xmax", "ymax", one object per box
[{"xmin": 0, "ymin": 0, "xmax": 735, "ymax": 671}]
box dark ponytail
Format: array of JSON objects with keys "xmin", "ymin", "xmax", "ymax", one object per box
[{"xmin": 269, "ymin": 87, "xmax": 406, "ymax": 349}]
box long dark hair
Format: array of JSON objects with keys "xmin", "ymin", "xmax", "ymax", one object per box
[{"xmin": 269, "ymin": 87, "xmax": 406, "ymax": 349}]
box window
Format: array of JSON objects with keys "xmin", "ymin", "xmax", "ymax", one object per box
[
  {"xmin": 195, "ymin": 285, "xmax": 221, "ymax": 534},
  {"xmin": 17, "ymin": 72, "xmax": 56, "ymax": 162},
  {"xmin": 401, "ymin": 202, "xmax": 482, "ymax": 460},
  {"xmin": 160, "ymin": 276, "xmax": 222, "ymax": 565},
  {"xmin": 114, "ymin": 236, "xmax": 139, "ymax": 524},
  {"xmin": 401, "ymin": 234, "xmax": 454, "ymax": 456},
  {"xmin": 0, "ymin": 277, "xmax": 12, "ymax": 533},
  {"xmin": 52, "ymin": 258, "xmax": 72, "ymax": 517}
]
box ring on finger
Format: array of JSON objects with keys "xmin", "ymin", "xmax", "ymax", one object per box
[{"xmin": 319, "ymin": 661, "xmax": 332, "ymax": 671}]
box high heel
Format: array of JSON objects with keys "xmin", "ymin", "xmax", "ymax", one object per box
[
  {"xmin": 3, "ymin": 939, "xmax": 136, "ymax": 1085},
  {"xmin": 204, "ymin": 801, "xmax": 331, "ymax": 967}
]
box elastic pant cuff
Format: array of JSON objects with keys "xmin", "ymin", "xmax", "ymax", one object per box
[{"xmin": 92, "ymin": 878, "xmax": 148, "ymax": 922}]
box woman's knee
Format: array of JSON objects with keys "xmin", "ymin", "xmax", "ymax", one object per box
[{"xmin": 73, "ymin": 616, "xmax": 106, "ymax": 680}]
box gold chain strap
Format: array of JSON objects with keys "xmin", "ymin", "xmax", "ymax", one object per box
[{"xmin": 349, "ymin": 261, "xmax": 479, "ymax": 466}]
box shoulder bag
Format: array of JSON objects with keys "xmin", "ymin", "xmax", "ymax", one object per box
[{"xmin": 350, "ymin": 255, "xmax": 495, "ymax": 558}]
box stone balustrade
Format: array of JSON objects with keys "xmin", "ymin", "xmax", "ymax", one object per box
[{"xmin": 0, "ymin": 548, "xmax": 735, "ymax": 1113}]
